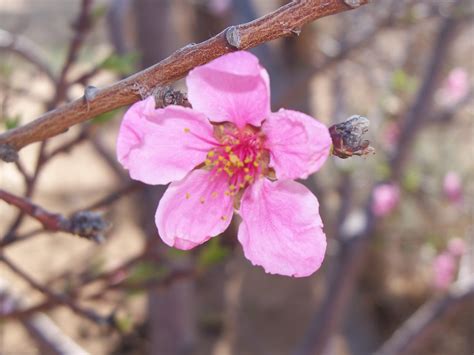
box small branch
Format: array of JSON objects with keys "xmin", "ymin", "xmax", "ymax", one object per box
[
  {"xmin": 0, "ymin": 280, "xmax": 89, "ymax": 355},
  {"xmin": 0, "ymin": 254, "xmax": 113, "ymax": 326},
  {"xmin": 0, "ymin": 189, "xmax": 107, "ymax": 242},
  {"xmin": 294, "ymin": 5, "xmax": 465, "ymax": 354},
  {"xmin": 0, "ymin": 0, "xmax": 369, "ymax": 158},
  {"xmin": 374, "ymin": 281, "xmax": 474, "ymax": 355},
  {"xmin": 49, "ymin": 0, "xmax": 94, "ymax": 107},
  {"xmin": 0, "ymin": 29, "xmax": 56, "ymax": 83}
]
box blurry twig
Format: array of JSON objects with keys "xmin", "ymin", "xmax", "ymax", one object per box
[
  {"xmin": 294, "ymin": 4, "xmax": 466, "ymax": 355},
  {"xmin": 0, "ymin": 280, "xmax": 89, "ymax": 354},
  {"xmin": 0, "ymin": 254, "xmax": 114, "ymax": 327},
  {"xmin": 2, "ymin": 0, "xmax": 96, "ymax": 243},
  {"xmin": 0, "ymin": 189, "xmax": 107, "ymax": 242},
  {"xmin": 0, "ymin": 29, "xmax": 56, "ymax": 83},
  {"xmin": 49, "ymin": 0, "xmax": 94, "ymax": 108},
  {"xmin": 374, "ymin": 280, "xmax": 474, "ymax": 355},
  {"xmin": 0, "ymin": 0, "xmax": 370, "ymax": 158}
]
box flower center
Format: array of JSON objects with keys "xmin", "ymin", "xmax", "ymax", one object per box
[{"xmin": 205, "ymin": 123, "xmax": 269, "ymax": 196}]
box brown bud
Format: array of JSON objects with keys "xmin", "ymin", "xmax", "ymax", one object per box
[{"xmin": 329, "ymin": 115, "xmax": 375, "ymax": 159}]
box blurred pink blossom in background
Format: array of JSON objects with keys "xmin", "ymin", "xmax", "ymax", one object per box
[
  {"xmin": 372, "ymin": 183, "xmax": 400, "ymax": 217},
  {"xmin": 443, "ymin": 171, "xmax": 463, "ymax": 204},
  {"xmin": 438, "ymin": 67, "xmax": 470, "ymax": 106},
  {"xmin": 433, "ymin": 252, "xmax": 456, "ymax": 290},
  {"xmin": 447, "ymin": 237, "xmax": 466, "ymax": 257},
  {"xmin": 432, "ymin": 238, "xmax": 466, "ymax": 290},
  {"xmin": 208, "ymin": 0, "xmax": 232, "ymax": 16}
]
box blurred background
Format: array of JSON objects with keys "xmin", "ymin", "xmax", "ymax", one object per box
[{"xmin": 0, "ymin": 0, "xmax": 473, "ymax": 354}]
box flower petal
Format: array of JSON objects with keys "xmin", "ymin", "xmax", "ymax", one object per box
[
  {"xmin": 116, "ymin": 98, "xmax": 217, "ymax": 185},
  {"xmin": 238, "ymin": 179, "xmax": 326, "ymax": 277},
  {"xmin": 156, "ymin": 169, "xmax": 234, "ymax": 250},
  {"xmin": 263, "ymin": 109, "xmax": 331, "ymax": 180},
  {"xmin": 186, "ymin": 51, "xmax": 270, "ymax": 127}
]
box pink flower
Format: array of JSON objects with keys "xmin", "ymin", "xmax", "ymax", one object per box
[
  {"xmin": 116, "ymin": 51, "xmax": 331, "ymax": 277},
  {"xmin": 371, "ymin": 183, "xmax": 400, "ymax": 217},
  {"xmin": 438, "ymin": 68, "xmax": 470, "ymax": 106},
  {"xmin": 443, "ymin": 171, "xmax": 463, "ymax": 204}
]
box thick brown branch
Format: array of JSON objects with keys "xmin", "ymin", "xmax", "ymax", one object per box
[{"xmin": 0, "ymin": 0, "xmax": 369, "ymax": 159}]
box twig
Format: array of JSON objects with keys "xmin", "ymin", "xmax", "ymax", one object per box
[
  {"xmin": 0, "ymin": 29, "xmax": 56, "ymax": 83},
  {"xmin": 0, "ymin": 254, "xmax": 113, "ymax": 326},
  {"xmin": 374, "ymin": 281, "xmax": 474, "ymax": 355},
  {"xmin": 0, "ymin": 0, "xmax": 370, "ymax": 159},
  {"xmin": 0, "ymin": 189, "xmax": 107, "ymax": 242},
  {"xmin": 0, "ymin": 279, "xmax": 89, "ymax": 355},
  {"xmin": 49, "ymin": 0, "xmax": 94, "ymax": 108},
  {"xmin": 78, "ymin": 182, "xmax": 140, "ymax": 211},
  {"xmin": 294, "ymin": 5, "xmax": 465, "ymax": 354}
]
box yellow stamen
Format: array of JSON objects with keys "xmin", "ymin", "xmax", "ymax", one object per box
[
  {"xmin": 229, "ymin": 154, "xmax": 241, "ymax": 165},
  {"xmin": 204, "ymin": 159, "xmax": 212, "ymax": 166},
  {"xmin": 244, "ymin": 157, "xmax": 252, "ymax": 163},
  {"xmin": 211, "ymin": 191, "xmax": 218, "ymax": 198},
  {"xmin": 183, "ymin": 128, "xmax": 190, "ymax": 133},
  {"xmin": 207, "ymin": 151, "xmax": 215, "ymax": 158},
  {"xmin": 244, "ymin": 167, "xmax": 250, "ymax": 173},
  {"xmin": 229, "ymin": 184, "xmax": 236, "ymax": 191},
  {"xmin": 253, "ymin": 161, "xmax": 259, "ymax": 167},
  {"xmin": 244, "ymin": 174, "xmax": 253, "ymax": 182},
  {"xmin": 185, "ymin": 192, "xmax": 191, "ymax": 199},
  {"xmin": 225, "ymin": 146, "xmax": 232, "ymax": 153}
]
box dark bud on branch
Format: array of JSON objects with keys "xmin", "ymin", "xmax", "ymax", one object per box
[
  {"xmin": 153, "ymin": 86, "xmax": 191, "ymax": 108},
  {"xmin": 0, "ymin": 144, "xmax": 19, "ymax": 162},
  {"xmin": 329, "ymin": 115, "xmax": 375, "ymax": 159},
  {"xmin": 68, "ymin": 211, "xmax": 108, "ymax": 243}
]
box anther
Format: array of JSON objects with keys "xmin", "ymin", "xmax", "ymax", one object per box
[
  {"xmin": 185, "ymin": 192, "xmax": 191, "ymax": 199},
  {"xmin": 184, "ymin": 128, "xmax": 190, "ymax": 133}
]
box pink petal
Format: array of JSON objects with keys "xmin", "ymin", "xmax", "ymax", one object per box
[
  {"xmin": 155, "ymin": 169, "xmax": 234, "ymax": 250},
  {"xmin": 238, "ymin": 179, "xmax": 326, "ymax": 277},
  {"xmin": 186, "ymin": 51, "xmax": 270, "ymax": 127},
  {"xmin": 263, "ymin": 109, "xmax": 331, "ymax": 180},
  {"xmin": 116, "ymin": 98, "xmax": 217, "ymax": 185}
]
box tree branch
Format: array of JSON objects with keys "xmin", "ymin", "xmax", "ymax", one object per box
[
  {"xmin": 0, "ymin": 189, "xmax": 107, "ymax": 242},
  {"xmin": 374, "ymin": 281, "xmax": 474, "ymax": 355},
  {"xmin": 0, "ymin": 0, "xmax": 370, "ymax": 160}
]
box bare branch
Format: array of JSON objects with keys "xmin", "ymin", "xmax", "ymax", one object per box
[
  {"xmin": 0, "ymin": 29, "xmax": 56, "ymax": 83},
  {"xmin": 0, "ymin": 189, "xmax": 107, "ymax": 242},
  {"xmin": 0, "ymin": 254, "xmax": 113, "ymax": 326},
  {"xmin": 0, "ymin": 0, "xmax": 370, "ymax": 159},
  {"xmin": 375, "ymin": 281, "xmax": 474, "ymax": 355}
]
